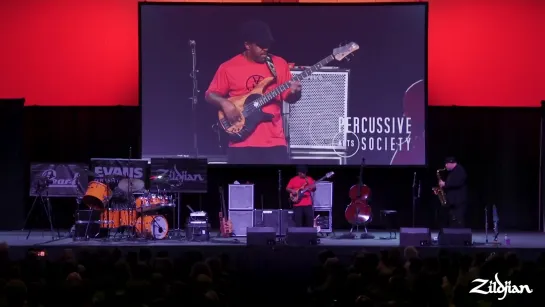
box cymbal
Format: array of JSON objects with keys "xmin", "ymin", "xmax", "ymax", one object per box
[
  {"xmin": 150, "ymin": 175, "xmax": 169, "ymax": 181},
  {"xmin": 118, "ymin": 178, "xmax": 145, "ymax": 193}
]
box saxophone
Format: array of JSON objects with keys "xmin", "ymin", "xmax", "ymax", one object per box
[{"xmin": 433, "ymin": 169, "xmax": 448, "ymax": 206}]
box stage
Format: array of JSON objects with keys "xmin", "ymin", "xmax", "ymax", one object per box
[{"xmin": 4, "ymin": 229, "xmax": 545, "ymax": 261}]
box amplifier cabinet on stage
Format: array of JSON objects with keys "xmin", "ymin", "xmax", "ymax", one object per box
[
  {"xmin": 399, "ymin": 227, "xmax": 432, "ymax": 246},
  {"xmin": 285, "ymin": 227, "xmax": 318, "ymax": 246},
  {"xmin": 439, "ymin": 228, "xmax": 473, "ymax": 246},
  {"xmin": 280, "ymin": 209, "xmax": 296, "ymax": 236},
  {"xmin": 228, "ymin": 184, "xmax": 254, "ymax": 210},
  {"xmin": 313, "ymin": 182, "xmax": 333, "ymax": 209},
  {"xmin": 314, "ymin": 208, "xmax": 332, "ymax": 233},
  {"xmin": 228, "ymin": 210, "xmax": 253, "ymax": 237},
  {"xmin": 284, "ymin": 69, "xmax": 349, "ymax": 153},
  {"xmin": 254, "ymin": 210, "xmax": 281, "ymax": 235},
  {"xmin": 247, "ymin": 227, "xmax": 276, "ymax": 246}
]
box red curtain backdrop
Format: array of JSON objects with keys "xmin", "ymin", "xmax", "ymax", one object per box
[{"xmin": 0, "ymin": 0, "xmax": 543, "ymax": 106}]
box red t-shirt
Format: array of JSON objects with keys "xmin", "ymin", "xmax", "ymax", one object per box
[
  {"xmin": 206, "ymin": 54, "xmax": 292, "ymax": 148},
  {"xmin": 287, "ymin": 176, "xmax": 316, "ymax": 207}
]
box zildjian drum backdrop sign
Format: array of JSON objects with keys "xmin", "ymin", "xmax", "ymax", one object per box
[{"xmin": 149, "ymin": 158, "xmax": 207, "ymax": 193}]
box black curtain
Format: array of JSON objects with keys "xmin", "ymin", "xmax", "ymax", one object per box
[
  {"xmin": 21, "ymin": 106, "xmax": 541, "ymax": 231},
  {"xmin": 0, "ymin": 99, "xmax": 25, "ymax": 230}
]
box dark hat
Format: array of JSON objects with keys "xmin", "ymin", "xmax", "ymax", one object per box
[
  {"xmin": 239, "ymin": 20, "xmax": 274, "ymax": 49},
  {"xmin": 445, "ymin": 156, "xmax": 457, "ymax": 163},
  {"xmin": 296, "ymin": 165, "xmax": 308, "ymax": 174}
]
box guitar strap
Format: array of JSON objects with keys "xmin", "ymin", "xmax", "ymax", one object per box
[{"xmin": 265, "ymin": 55, "xmax": 277, "ymax": 78}]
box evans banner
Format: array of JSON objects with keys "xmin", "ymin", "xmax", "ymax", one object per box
[
  {"xmin": 89, "ymin": 158, "xmax": 149, "ymax": 191},
  {"xmin": 29, "ymin": 163, "xmax": 89, "ymax": 197},
  {"xmin": 150, "ymin": 158, "xmax": 207, "ymax": 193}
]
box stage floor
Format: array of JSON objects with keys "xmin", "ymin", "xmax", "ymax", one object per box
[{"xmin": 3, "ymin": 229, "xmax": 545, "ymax": 260}]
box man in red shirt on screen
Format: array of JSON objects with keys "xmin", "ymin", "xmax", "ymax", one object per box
[
  {"xmin": 286, "ymin": 165, "xmax": 316, "ymax": 227},
  {"xmin": 205, "ymin": 20, "xmax": 302, "ymax": 164}
]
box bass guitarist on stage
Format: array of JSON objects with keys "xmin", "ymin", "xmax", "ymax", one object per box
[
  {"xmin": 205, "ymin": 20, "xmax": 302, "ymax": 164},
  {"xmin": 286, "ymin": 165, "xmax": 316, "ymax": 227}
]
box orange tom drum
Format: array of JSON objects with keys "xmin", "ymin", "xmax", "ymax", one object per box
[
  {"xmin": 100, "ymin": 209, "xmax": 120, "ymax": 228},
  {"xmin": 135, "ymin": 215, "xmax": 168, "ymax": 239},
  {"xmin": 83, "ymin": 181, "xmax": 112, "ymax": 210}
]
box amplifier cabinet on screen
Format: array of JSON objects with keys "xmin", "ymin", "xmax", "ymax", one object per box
[{"xmin": 283, "ymin": 69, "xmax": 349, "ymax": 163}]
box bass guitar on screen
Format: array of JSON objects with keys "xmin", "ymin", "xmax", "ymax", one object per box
[{"xmin": 217, "ymin": 42, "xmax": 359, "ymax": 142}]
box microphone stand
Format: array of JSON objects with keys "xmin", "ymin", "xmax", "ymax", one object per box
[
  {"xmin": 278, "ymin": 170, "xmax": 282, "ymax": 210},
  {"xmin": 479, "ymin": 205, "xmax": 500, "ymax": 246},
  {"xmin": 412, "ymin": 172, "xmax": 417, "ymax": 227},
  {"xmin": 485, "ymin": 206, "xmax": 489, "ymax": 243},
  {"xmin": 189, "ymin": 40, "xmax": 199, "ymax": 156},
  {"xmin": 492, "ymin": 204, "xmax": 500, "ymax": 242}
]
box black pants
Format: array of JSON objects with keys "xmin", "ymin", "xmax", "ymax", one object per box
[
  {"xmin": 439, "ymin": 203, "xmax": 466, "ymax": 228},
  {"xmin": 293, "ymin": 205, "xmax": 314, "ymax": 227},
  {"xmin": 227, "ymin": 146, "xmax": 289, "ymax": 164}
]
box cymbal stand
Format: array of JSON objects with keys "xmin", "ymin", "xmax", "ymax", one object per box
[
  {"xmin": 101, "ymin": 190, "xmax": 114, "ymax": 241},
  {"xmin": 23, "ymin": 180, "xmax": 61, "ymax": 241},
  {"xmin": 168, "ymin": 192, "xmax": 184, "ymax": 239},
  {"xmin": 128, "ymin": 147, "xmax": 145, "ymax": 241},
  {"xmin": 189, "ymin": 39, "xmax": 199, "ymax": 156}
]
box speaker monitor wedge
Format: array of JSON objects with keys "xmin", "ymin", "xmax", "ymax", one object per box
[
  {"xmin": 439, "ymin": 228, "xmax": 473, "ymax": 246},
  {"xmin": 246, "ymin": 227, "xmax": 276, "ymax": 246},
  {"xmin": 399, "ymin": 227, "xmax": 432, "ymax": 246},
  {"xmin": 285, "ymin": 227, "xmax": 318, "ymax": 246}
]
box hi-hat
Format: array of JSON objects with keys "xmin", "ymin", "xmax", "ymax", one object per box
[{"xmin": 118, "ymin": 178, "xmax": 145, "ymax": 193}]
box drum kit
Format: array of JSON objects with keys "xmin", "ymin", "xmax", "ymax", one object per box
[{"xmin": 79, "ymin": 173, "xmax": 178, "ymax": 241}]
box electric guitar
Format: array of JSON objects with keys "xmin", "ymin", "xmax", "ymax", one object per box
[
  {"xmin": 289, "ymin": 172, "xmax": 334, "ymax": 204},
  {"xmin": 218, "ymin": 186, "xmax": 233, "ymax": 237},
  {"xmin": 217, "ymin": 42, "xmax": 360, "ymax": 142},
  {"xmin": 313, "ymin": 214, "xmax": 321, "ymax": 232}
]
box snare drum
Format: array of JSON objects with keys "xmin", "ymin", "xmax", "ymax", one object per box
[
  {"xmin": 119, "ymin": 209, "xmax": 137, "ymax": 226},
  {"xmin": 83, "ymin": 181, "xmax": 112, "ymax": 210},
  {"xmin": 100, "ymin": 209, "xmax": 120, "ymax": 228},
  {"xmin": 135, "ymin": 215, "xmax": 169, "ymax": 240},
  {"xmin": 148, "ymin": 194, "xmax": 166, "ymax": 206}
]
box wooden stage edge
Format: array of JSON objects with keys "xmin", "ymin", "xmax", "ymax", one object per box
[{"xmin": 3, "ymin": 230, "xmax": 545, "ymax": 261}]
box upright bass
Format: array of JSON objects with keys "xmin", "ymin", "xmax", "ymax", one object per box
[{"xmin": 345, "ymin": 158, "xmax": 372, "ymax": 224}]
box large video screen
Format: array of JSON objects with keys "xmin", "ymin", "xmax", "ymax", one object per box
[{"xmin": 140, "ymin": 3, "xmax": 427, "ymax": 165}]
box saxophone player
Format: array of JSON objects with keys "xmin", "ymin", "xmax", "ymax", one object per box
[{"xmin": 437, "ymin": 157, "xmax": 468, "ymax": 227}]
